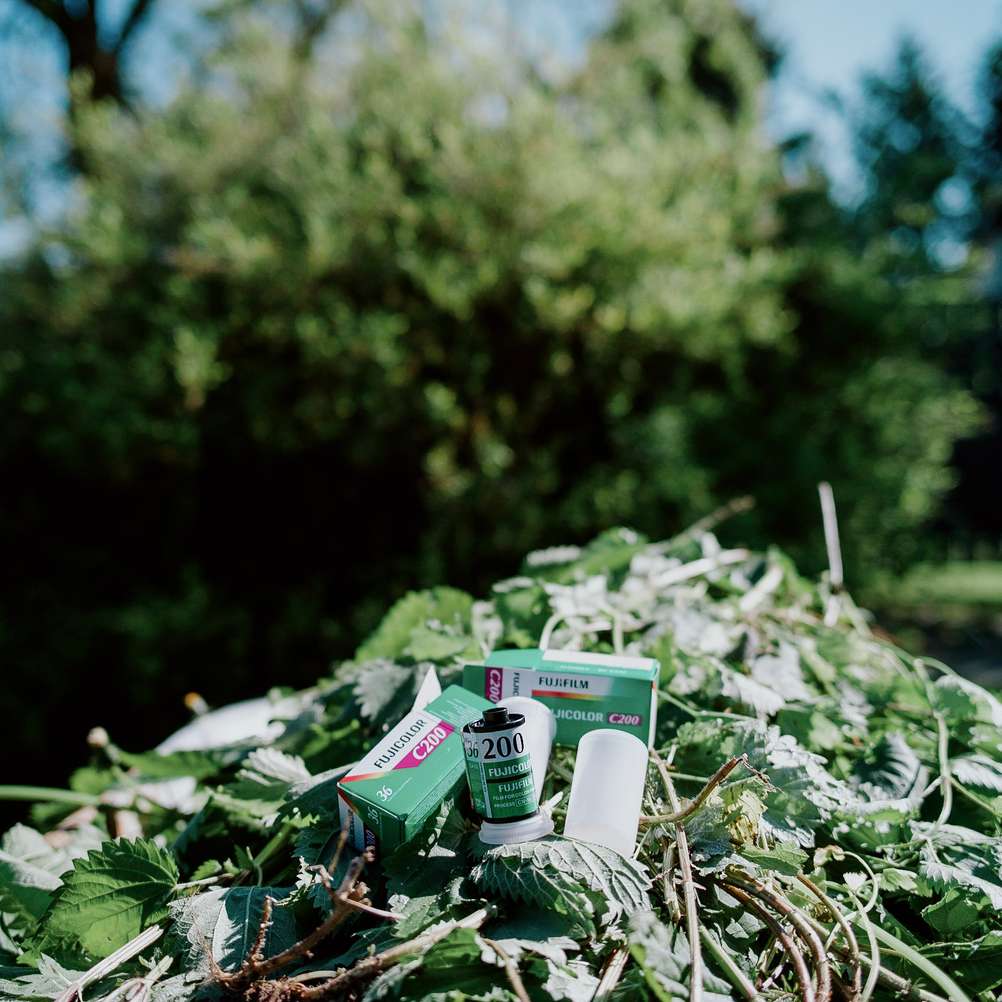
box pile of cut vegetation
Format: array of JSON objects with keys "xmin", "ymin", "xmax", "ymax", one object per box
[{"xmin": 2, "ymin": 519, "xmax": 1000, "ymax": 1001}]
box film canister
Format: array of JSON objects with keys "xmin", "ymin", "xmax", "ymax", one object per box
[{"xmin": 462, "ymin": 705, "xmax": 553, "ymax": 844}]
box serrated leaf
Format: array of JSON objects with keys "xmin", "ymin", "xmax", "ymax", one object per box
[
  {"xmin": 363, "ymin": 928, "xmax": 507, "ymax": 1001},
  {"xmin": 27, "ymin": 839, "xmax": 178, "ymax": 960},
  {"xmin": 115, "ymin": 748, "xmax": 238, "ymax": 781},
  {"xmin": 0, "ymin": 955, "xmax": 90, "ymax": 1000},
  {"xmin": 470, "ymin": 837, "xmax": 651, "ymax": 933},
  {"xmin": 0, "ymin": 828, "xmax": 73, "ymax": 925},
  {"xmin": 168, "ymin": 886, "xmax": 298, "ymax": 976},
  {"xmin": 674, "ymin": 719, "xmax": 844, "ymax": 847},
  {"xmin": 293, "ymin": 808, "xmax": 354, "ymax": 913},
  {"xmin": 951, "ymin": 754, "xmax": 1002, "ymax": 792},
  {"xmin": 356, "ymin": 588, "xmax": 473, "ymax": 663},
  {"xmin": 851, "ymin": 733, "xmax": 923, "ymax": 800},
  {"xmin": 917, "ymin": 836, "xmax": 1002, "ymax": 910},
  {"xmin": 921, "ymin": 890, "xmax": 982, "ymax": 935},
  {"xmin": 628, "ymin": 910, "xmax": 733, "ymax": 1002},
  {"xmin": 383, "ymin": 799, "xmax": 471, "ymax": 899},
  {"xmin": 738, "ymin": 844, "xmax": 808, "ymax": 876},
  {"xmin": 539, "ymin": 957, "xmax": 599, "ymax": 1002}
]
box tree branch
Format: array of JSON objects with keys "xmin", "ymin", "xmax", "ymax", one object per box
[{"xmin": 113, "ymin": 0, "xmax": 156, "ymax": 54}]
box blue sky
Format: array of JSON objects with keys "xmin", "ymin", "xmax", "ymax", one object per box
[
  {"xmin": 746, "ymin": 0, "xmax": 1002, "ymax": 195},
  {"xmin": 1, "ymin": 0, "xmax": 1000, "ymax": 252}
]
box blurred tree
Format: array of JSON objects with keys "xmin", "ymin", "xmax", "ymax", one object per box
[
  {"xmin": 850, "ymin": 35, "xmax": 973, "ymax": 275},
  {"xmin": 10, "ymin": 0, "xmax": 158, "ymax": 105},
  {"xmin": 0, "ymin": 0, "xmax": 982, "ymax": 792}
]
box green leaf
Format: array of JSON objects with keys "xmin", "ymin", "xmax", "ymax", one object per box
[
  {"xmin": 27, "ymin": 839, "xmax": 178, "ymax": 960},
  {"xmin": 738, "ymin": 844, "xmax": 808, "ymax": 876},
  {"xmin": 538, "ymin": 957, "xmax": 600, "ymax": 1002},
  {"xmin": 470, "ymin": 837, "xmax": 651, "ymax": 933},
  {"xmin": 674, "ymin": 719, "xmax": 845, "ymax": 847},
  {"xmin": 349, "ymin": 660, "xmax": 421, "ymax": 725},
  {"xmin": 628, "ymin": 910, "xmax": 733, "ymax": 1002},
  {"xmin": 383, "ymin": 799, "xmax": 472, "ymax": 899},
  {"xmin": 921, "ymin": 890, "xmax": 982, "ymax": 935},
  {"xmin": 356, "ymin": 588, "xmax": 474, "ymax": 662},
  {"xmin": 919, "ymin": 853, "xmax": 1002, "ymax": 910},
  {"xmin": 951, "ymin": 754, "xmax": 1002, "ymax": 793},
  {"xmin": 0, "ymin": 955, "xmax": 90, "ymax": 1000},
  {"xmin": 115, "ymin": 748, "xmax": 238, "ymax": 781},
  {"xmin": 168, "ymin": 886, "xmax": 298, "ymax": 976},
  {"xmin": 292, "ymin": 802, "xmax": 357, "ymax": 913},
  {"xmin": 362, "ymin": 928, "xmax": 509, "ymax": 1001},
  {"xmin": 0, "ymin": 827, "xmax": 72, "ymax": 926}
]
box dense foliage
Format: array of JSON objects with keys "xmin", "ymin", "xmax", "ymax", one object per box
[
  {"xmin": 0, "ymin": 0, "xmax": 984, "ymax": 787},
  {"xmin": 2, "ymin": 523, "xmax": 1001, "ymax": 1000}
]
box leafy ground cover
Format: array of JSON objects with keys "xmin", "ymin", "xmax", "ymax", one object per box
[{"xmin": 2, "ymin": 517, "xmax": 1001, "ymax": 1001}]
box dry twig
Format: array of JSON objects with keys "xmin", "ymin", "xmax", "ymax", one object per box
[
  {"xmin": 651, "ymin": 748, "xmax": 704, "ymax": 1002},
  {"xmin": 721, "ymin": 881, "xmax": 814, "ymax": 1002}
]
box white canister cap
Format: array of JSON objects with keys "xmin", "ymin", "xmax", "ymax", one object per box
[{"xmin": 563, "ymin": 729, "xmax": 648, "ymax": 857}]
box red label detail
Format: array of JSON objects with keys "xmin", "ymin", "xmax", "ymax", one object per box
[
  {"xmin": 393, "ymin": 721, "xmax": 454, "ymax": 769},
  {"xmin": 608, "ymin": 712, "xmax": 643, "ymax": 726},
  {"xmin": 486, "ymin": 667, "xmax": 504, "ymax": 703}
]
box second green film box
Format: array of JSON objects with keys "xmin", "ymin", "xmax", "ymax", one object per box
[
  {"xmin": 463, "ymin": 648, "xmax": 659, "ymax": 747},
  {"xmin": 337, "ymin": 684, "xmax": 491, "ymax": 857}
]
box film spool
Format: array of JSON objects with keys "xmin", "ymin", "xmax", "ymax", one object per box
[{"xmin": 462, "ymin": 706, "xmax": 553, "ymax": 844}]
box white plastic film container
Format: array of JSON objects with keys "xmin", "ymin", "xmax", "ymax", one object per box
[
  {"xmin": 499, "ymin": 696, "xmax": 555, "ymax": 805},
  {"xmin": 563, "ymin": 729, "xmax": 648, "ymax": 857}
]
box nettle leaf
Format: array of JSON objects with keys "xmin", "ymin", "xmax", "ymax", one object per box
[
  {"xmin": 491, "ymin": 578, "xmax": 551, "ymax": 648},
  {"xmin": 674, "ymin": 719, "xmax": 844, "ymax": 847},
  {"xmin": 220, "ymin": 748, "xmax": 312, "ymax": 814},
  {"xmin": 918, "ymin": 844, "xmax": 1002, "ymax": 910},
  {"xmin": 293, "ymin": 807, "xmax": 354, "ymax": 913},
  {"xmin": 168, "ymin": 886, "xmax": 298, "ymax": 976},
  {"xmin": 0, "ymin": 955, "xmax": 90, "ymax": 1000},
  {"xmin": 470, "ymin": 838, "xmax": 651, "ymax": 933},
  {"xmin": 833, "ymin": 733, "xmax": 928, "ymax": 843},
  {"xmin": 363, "ymin": 927, "xmax": 508, "ymax": 1001},
  {"xmin": 537, "ymin": 957, "xmax": 600, "ymax": 1002},
  {"xmin": 0, "ymin": 827, "xmax": 74, "ymax": 926},
  {"xmin": 348, "ymin": 660, "xmax": 422, "ymax": 729},
  {"xmin": 116, "ymin": 748, "xmax": 240, "ymax": 781},
  {"xmin": 356, "ymin": 588, "xmax": 474, "ymax": 663},
  {"xmin": 951, "ymin": 754, "xmax": 1002, "ymax": 792},
  {"xmin": 628, "ymin": 910, "xmax": 732, "ymax": 1002},
  {"xmin": 851, "ymin": 733, "xmax": 923, "ymax": 800},
  {"xmin": 383, "ymin": 799, "xmax": 471, "ymax": 899},
  {"xmin": 932, "ymin": 675, "xmax": 1002, "ymax": 729},
  {"xmin": 738, "ymin": 845, "xmax": 808, "ymax": 876},
  {"xmin": 921, "ymin": 889, "xmax": 982, "ymax": 935},
  {"xmin": 28, "ymin": 839, "xmax": 178, "ymax": 960},
  {"xmin": 679, "ymin": 800, "xmax": 734, "ymax": 874}
]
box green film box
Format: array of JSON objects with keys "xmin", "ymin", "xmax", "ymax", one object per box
[
  {"xmin": 463, "ymin": 648, "xmax": 659, "ymax": 747},
  {"xmin": 337, "ymin": 684, "xmax": 491, "ymax": 857}
]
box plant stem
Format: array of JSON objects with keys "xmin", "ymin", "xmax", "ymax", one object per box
[
  {"xmin": 722, "ymin": 881, "xmax": 814, "ymax": 1002},
  {"xmin": 0, "ymin": 785, "xmax": 100, "ymax": 806},
  {"xmin": 592, "ymin": 946, "xmax": 630, "ymax": 1001},
  {"xmin": 651, "ymin": 749, "xmax": 703, "ymax": 1002},
  {"xmin": 698, "ymin": 927, "xmax": 760, "ymax": 1000},
  {"xmin": 728, "ymin": 872, "xmax": 831, "ymax": 1002},
  {"xmin": 482, "ymin": 937, "xmax": 530, "ymax": 1002},
  {"xmin": 869, "ymin": 926, "xmax": 972, "ymax": 1002},
  {"xmin": 299, "ymin": 905, "xmax": 496, "ymax": 999},
  {"xmin": 642, "ymin": 754, "xmax": 768, "ymax": 826},
  {"xmin": 796, "ymin": 875, "xmax": 861, "ymax": 1002}
]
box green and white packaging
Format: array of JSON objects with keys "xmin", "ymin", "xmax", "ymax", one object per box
[
  {"xmin": 463, "ymin": 648, "xmax": 659, "ymax": 747},
  {"xmin": 337, "ymin": 683, "xmax": 492, "ymax": 856}
]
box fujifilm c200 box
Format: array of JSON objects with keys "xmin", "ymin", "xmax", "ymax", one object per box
[
  {"xmin": 337, "ymin": 684, "xmax": 491, "ymax": 856},
  {"xmin": 463, "ymin": 648, "xmax": 659, "ymax": 747}
]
